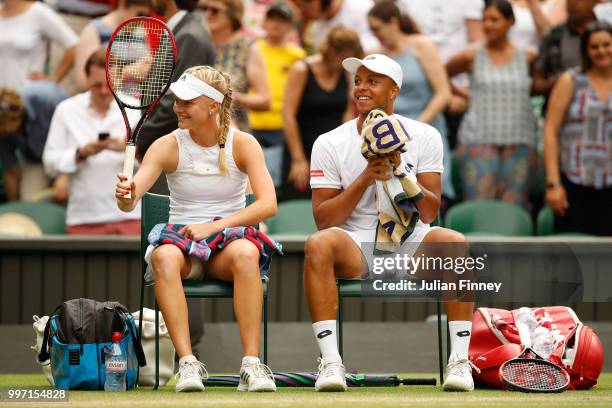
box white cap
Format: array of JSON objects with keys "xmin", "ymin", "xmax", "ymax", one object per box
[
  {"xmin": 169, "ymin": 73, "xmax": 225, "ymax": 103},
  {"xmin": 342, "ymin": 54, "xmax": 403, "ymax": 88}
]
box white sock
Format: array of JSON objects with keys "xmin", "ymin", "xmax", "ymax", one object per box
[
  {"xmin": 179, "ymin": 354, "xmax": 197, "ymax": 366},
  {"xmin": 242, "ymin": 355, "xmax": 260, "ymax": 367},
  {"xmin": 312, "ymin": 320, "xmax": 341, "ymax": 362},
  {"xmin": 449, "ymin": 320, "xmax": 472, "ymax": 359}
]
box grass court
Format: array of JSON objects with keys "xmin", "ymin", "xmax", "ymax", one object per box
[{"xmin": 1, "ymin": 373, "xmax": 611, "ymax": 408}]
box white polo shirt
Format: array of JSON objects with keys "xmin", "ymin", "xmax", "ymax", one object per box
[
  {"xmin": 42, "ymin": 91, "xmax": 141, "ymax": 226},
  {"xmin": 310, "ymin": 115, "xmax": 443, "ymax": 234}
]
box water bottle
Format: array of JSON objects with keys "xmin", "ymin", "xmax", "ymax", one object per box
[
  {"xmin": 104, "ymin": 332, "xmax": 127, "ymax": 392},
  {"xmin": 532, "ymin": 326, "xmax": 555, "ymax": 359},
  {"xmin": 515, "ymin": 307, "xmax": 538, "ymax": 333}
]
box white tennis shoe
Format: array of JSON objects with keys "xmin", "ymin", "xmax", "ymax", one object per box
[
  {"xmin": 443, "ymin": 352, "xmax": 478, "ymax": 391},
  {"xmin": 238, "ymin": 361, "xmax": 277, "ymax": 392},
  {"xmin": 315, "ymin": 357, "xmax": 347, "ymax": 392},
  {"xmin": 175, "ymin": 360, "xmax": 208, "ymax": 392}
]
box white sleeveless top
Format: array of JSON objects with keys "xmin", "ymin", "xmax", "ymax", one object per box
[{"xmin": 165, "ymin": 128, "xmax": 248, "ymax": 224}]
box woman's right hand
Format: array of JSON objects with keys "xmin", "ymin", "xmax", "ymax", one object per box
[
  {"xmin": 115, "ymin": 172, "xmax": 136, "ymax": 207},
  {"xmin": 546, "ymin": 185, "xmax": 569, "ymax": 216},
  {"xmin": 289, "ymin": 158, "xmax": 310, "ymax": 191}
]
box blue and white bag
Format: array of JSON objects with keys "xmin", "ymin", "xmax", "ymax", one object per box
[{"xmin": 38, "ymin": 298, "xmax": 146, "ymax": 390}]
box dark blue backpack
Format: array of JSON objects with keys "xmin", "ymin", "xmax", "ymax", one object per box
[{"xmin": 38, "ymin": 298, "xmax": 146, "ymax": 390}]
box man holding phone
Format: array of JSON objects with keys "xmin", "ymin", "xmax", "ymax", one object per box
[{"xmin": 42, "ymin": 48, "xmax": 141, "ymax": 234}]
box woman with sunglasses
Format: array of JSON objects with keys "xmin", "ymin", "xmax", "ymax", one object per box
[{"xmin": 199, "ymin": 0, "xmax": 270, "ymax": 132}]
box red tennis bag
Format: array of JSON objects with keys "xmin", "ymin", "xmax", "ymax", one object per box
[{"xmin": 469, "ymin": 306, "xmax": 604, "ymax": 390}]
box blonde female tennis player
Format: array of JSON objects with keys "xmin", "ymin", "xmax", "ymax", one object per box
[{"xmin": 116, "ymin": 65, "xmax": 278, "ymax": 393}]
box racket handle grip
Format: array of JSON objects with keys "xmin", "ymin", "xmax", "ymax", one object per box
[
  {"xmin": 400, "ymin": 378, "xmax": 437, "ymax": 386},
  {"xmin": 123, "ymin": 144, "xmax": 136, "ymax": 199}
]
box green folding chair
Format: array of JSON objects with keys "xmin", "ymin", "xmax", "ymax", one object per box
[
  {"xmin": 444, "ymin": 199, "xmax": 533, "ymax": 236},
  {"xmin": 266, "ymin": 199, "xmax": 317, "ymax": 234},
  {"xmin": 138, "ymin": 192, "xmax": 269, "ymax": 389},
  {"xmin": 537, "ymin": 206, "xmax": 555, "ymax": 236},
  {"xmin": 536, "ymin": 206, "xmax": 593, "ymax": 236},
  {"xmin": 337, "ymin": 215, "xmax": 445, "ymax": 384},
  {"xmin": 0, "ymin": 201, "xmax": 66, "ymax": 234},
  {"xmin": 336, "ymin": 280, "xmax": 445, "ymax": 384}
]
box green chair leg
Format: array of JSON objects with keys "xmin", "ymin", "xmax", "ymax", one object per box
[
  {"xmin": 263, "ymin": 289, "xmax": 268, "ymax": 365},
  {"xmin": 154, "ymin": 301, "xmax": 159, "ymax": 390},
  {"xmin": 446, "ymin": 321, "xmax": 451, "ymax": 362},
  {"xmin": 136, "ymin": 273, "xmax": 146, "ymax": 386},
  {"xmin": 437, "ymin": 300, "xmax": 444, "ymax": 385},
  {"xmin": 337, "ymin": 295, "xmax": 344, "ymax": 358}
]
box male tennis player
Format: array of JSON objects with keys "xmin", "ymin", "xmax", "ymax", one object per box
[{"xmin": 305, "ymin": 54, "xmax": 476, "ymax": 392}]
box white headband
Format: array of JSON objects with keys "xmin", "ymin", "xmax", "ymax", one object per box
[{"xmin": 169, "ymin": 73, "xmax": 225, "ymax": 103}]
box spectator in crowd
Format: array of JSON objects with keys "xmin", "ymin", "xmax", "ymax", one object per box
[
  {"xmin": 0, "ymin": 87, "xmax": 25, "ymax": 201},
  {"xmin": 249, "ymin": 3, "xmax": 306, "ymax": 189},
  {"xmin": 291, "ymin": 0, "xmax": 320, "ymax": 50},
  {"xmin": 398, "ymin": 0, "xmax": 484, "ymax": 63},
  {"xmin": 0, "ymin": 0, "xmax": 78, "ymax": 89},
  {"xmin": 282, "ymin": 27, "xmax": 362, "ymax": 201},
  {"xmin": 543, "ymin": 21, "xmax": 611, "ymax": 236},
  {"xmin": 241, "ymin": 0, "xmax": 300, "ymax": 40},
  {"xmin": 397, "ymin": 0, "xmax": 484, "ymax": 150},
  {"xmin": 533, "ymin": 0, "xmax": 601, "ymax": 96},
  {"xmin": 42, "ymin": 49, "xmax": 141, "ymax": 234},
  {"xmin": 0, "ymin": 82, "xmax": 68, "ymax": 201},
  {"xmin": 294, "ymin": 0, "xmax": 379, "ymax": 53},
  {"xmin": 200, "ymin": 0, "xmax": 270, "ymax": 132},
  {"xmin": 74, "ymin": 0, "xmax": 152, "ymax": 91},
  {"xmin": 136, "ymin": 0, "xmax": 216, "ymax": 166},
  {"xmin": 509, "ymin": 0, "xmax": 568, "ymax": 52},
  {"xmin": 368, "ymin": 1, "xmax": 454, "ymax": 205},
  {"xmin": 447, "ymin": 0, "xmax": 538, "ymax": 206},
  {"xmin": 0, "ymin": 0, "xmax": 77, "ymax": 199}
]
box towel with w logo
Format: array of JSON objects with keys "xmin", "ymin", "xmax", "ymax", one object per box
[{"xmin": 361, "ymin": 109, "xmax": 424, "ymax": 254}]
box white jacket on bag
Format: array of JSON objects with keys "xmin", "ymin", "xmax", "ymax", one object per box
[
  {"xmin": 31, "ymin": 315, "xmax": 54, "ymax": 386},
  {"xmin": 132, "ymin": 308, "xmax": 175, "ymax": 386}
]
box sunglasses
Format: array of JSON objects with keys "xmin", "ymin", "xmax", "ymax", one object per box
[
  {"xmin": 0, "ymin": 102, "xmax": 22, "ymax": 112},
  {"xmin": 198, "ymin": 4, "xmax": 227, "ymax": 16}
]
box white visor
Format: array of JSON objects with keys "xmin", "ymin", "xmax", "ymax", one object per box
[{"xmin": 169, "ymin": 73, "xmax": 225, "ymax": 103}]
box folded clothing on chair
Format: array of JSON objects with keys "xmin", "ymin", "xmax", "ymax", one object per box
[
  {"xmin": 145, "ymin": 223, "xmax": 283, "ymax": 283},
  {"xmin": 360, "ymin": 109, "xmax": 424, "ymax": 253}
]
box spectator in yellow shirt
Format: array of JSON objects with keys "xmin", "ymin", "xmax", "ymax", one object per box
[{"xmin": 250, "ymin": 3, "xmax": 306, "ymax": 188}]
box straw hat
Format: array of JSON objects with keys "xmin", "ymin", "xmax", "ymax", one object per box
[{"xmin": 0, "ymin": 213, "xmax": 43, "ymax": 237}]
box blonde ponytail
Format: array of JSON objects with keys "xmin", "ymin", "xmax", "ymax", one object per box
[
  {"xmin": 183, "ymin": 65, "xmax": 233, "ymax": 175},
  {"xmin": 217, "ymin": 72, "xmax": 233, "ymax": 175}
]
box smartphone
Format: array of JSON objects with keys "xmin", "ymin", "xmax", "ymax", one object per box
[{"xmin": 98, "ymin": 132, "xmax": 110, "ymax": 141}]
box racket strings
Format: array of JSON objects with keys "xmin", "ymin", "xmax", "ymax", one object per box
[
  {"xmin": 501, "ymin": 359, "xmax": 568, "ymax": 391},
  {"xmin": 107, "ymin": 19, "xmax": 175, "ymax": 108}
]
